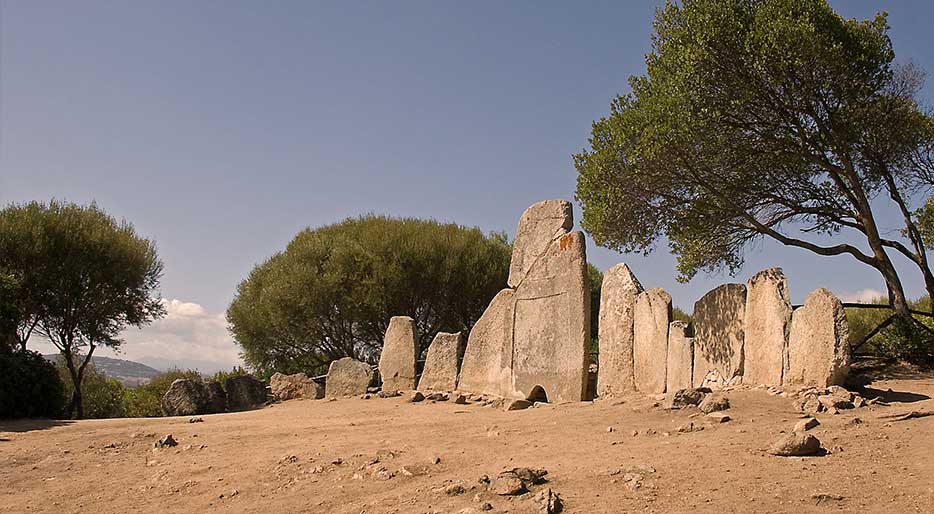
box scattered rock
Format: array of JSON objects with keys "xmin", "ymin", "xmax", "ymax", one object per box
[
  {"xmin": 154, "ymin": 434, "xmax": 177, "ymax": 448},
  {"xmin": 377, "ymin": 390, "xmax": 402, "ymax": 398},
  {"xmin": 504, "ymin": 399, "xmax": 533, "ymax": 411},
  {"xmin": 698, "ymin": 394, "xmax": 730, "ymax": 414},
  {"xmin": 188, "ymin": 417, "xmax": 203, "ymax": 423},
  {"xmin": 489, "ymin": 467, "xmax": 548, "ymax": 496},
  {"xmin": 794, "ymin": 418, "xmax": 820, "ymax": 432},
  {"xmin": 432, "ymin": 456, "xmax": 442, "ymax": 465},
  {"xmin": 768, "ymin": 433, "xmax": 821, "ymax": 456},
  {"xmin": 451, "ymin": 394, "xmax": 468, "ymax": 405},
  {"xmin": 407, "ymin": 391, "xmax": 425, "ymax": 403},
  {"xmin": 443, "ymin": 483, "xmax": 466, "ymax": 496},
  {"xmin": 812, "ymin": 493, "xmax": 845, "ymax": 505},
  {"xmin": 706, "ymin": 412, "xmax": 731, "ymax": 423},
  {"xmin": 667, "ymin": 388, "xmax": 707, "ymax": 409},
  {"xmin": 270, "ymin": 372, "xmax": 324, "ymax": 401},
  {"xmin": 536, "ymin": 488, "xmax": 562, "ymax": 513},
  {"xmin": 426, "ymin": 392, "xmax": 449, "ymax": 402},
  {"xmin": 818, "ymin": 395, "xmax": 853, "ymax": 411}
]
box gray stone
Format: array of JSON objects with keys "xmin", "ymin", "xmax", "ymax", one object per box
[
  {"xmin": 507, "ymin": 200, "xmax": 573, "ymax": 287},
  {"xmin": 666, "ymin": 321, "xmax": 694, "ymax": 393},
  {"xmin": 693, "ymin": 284, "xmax": 747, "ymax": 387},
  {"xmin": 204, "ymin": 381, "xmax": 227, "ymax": 413},
  {"xmin": 698, "ymin": 393, "xmax": 730, "ymax": 414},
  {"xmin": 379, "ymin": 316, "xmax": 418, "ymax": 391},
  {"xmin": 769, "ymin": 433, "xmax": 821, "ymax": 456},
  {"xmin": 666, "ymin": 387, "xmax": 707, "ymax": 408},
  {"xmin": 407, "ymin": 391, "xmax": 425, "ymax": 403},
  {"xmin": 161, "ymin": 379, "xmax": 209, "ymax": 417},
  {"xmin": 459, "ymin": 201, "xmax": 590, "ymax": 404},
  {"xmin": 633, "ymin": 288, "xmax": 671, "ymax": 394},
  {"xmin": 325, "ymin": 357, "xmax": 374, "ymax": 398},
  {"xmin": 785, "ymin": 288, "xmax": 850, "ymax": 388},
  {"xmin": 597, "ymin": 263, "xmax": 644, "ymax": 397},
  {"xmin": 744, "ymin": 268, "xmax": 792, "ymax": 386},
  {"xmin": 417, "ymin": 331, "xmax": 464, "ymax": 391},
  {"xmin": 270, "ymin": 372, "xmax": 321, "ymax": 402},
  {"xmin": 225, "ymin": 375, "xmax": 267, "ymax": 411}
]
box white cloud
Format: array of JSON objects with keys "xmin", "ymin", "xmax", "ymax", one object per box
[
  {"xmin": 29, "ymin": 298, "xmax": 244, "ymax": 374},
  {"xmin": 838, "ymin": 288, "xmax": 886, "ymax": 304}
]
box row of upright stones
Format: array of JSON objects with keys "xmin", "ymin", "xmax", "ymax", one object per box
[{"xmin": 598, "ymin": 265, "xmax": 851, "ymax": 397}]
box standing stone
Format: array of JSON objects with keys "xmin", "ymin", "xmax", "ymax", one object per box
[
  {"xmin": 596, "ymin": 263, "xmax": 644, "ymax": 397},
  {"xmin": 508, "ymin": 200, "xmax": 573, "ymax": 288},
  {"xmin": 632, "ymin": 288, "xmax": 671, "ymax": 394},
  {"xmin": 418, "ymin": 331, "xmax": 464, "ymax": 391},
  {"xmin": 666, "ymin": 321, "xmax": 693, "ymax": 392},
  {"xmin": 161, "ymin": 379, "xmax": 209, "ymax": 416},
  {"xmin": 693, "ymin": 284, "xmax": 747, "ymax": 387},
  {"xmin": 225, "ymin": 375, "xmax": 267, "ymax": 411},
  {"xmin": 379, "ymin": 316, "xmax": 418, "ymax": 391},
  {"xmin": 326, "ymin": 357, "xmax": 374, "ymax": 397},
  {"xmin": 459, "ymin": 200, "xmax": 590, "ymax": 403},
  {"xmin": 785, "ymin": 288, "xmax": 850, "ymax": 387},
  {"xmin": 204, "ymin": 381, "xmax": 227, "ymax": 413},
  {"xmin": 744, "ymin": 268, "xmax": 792, "ymax": 386},
  {"xmin": 270, "ymin": 372, "xmax": 323, "ymax": 401}
]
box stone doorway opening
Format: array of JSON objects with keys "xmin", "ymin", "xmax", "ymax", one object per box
[{"xmin": 527, "ymin": 385, "xmax": 548, "ymax": 403}]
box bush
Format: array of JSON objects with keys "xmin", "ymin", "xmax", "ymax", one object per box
[
  {"xmin": 55, "ymin": 360, "xmax": 126, "ymax": 419},
  {"xmin": 123, "ymin": 369, "xmax": 202, "ymax": 418},
  {"xmin": 846, "ymin": 296, "xmax": 934, "ymax": 362},
  {"xmin": 0, "ymin": 349, "xmax": 65, "ymax": 419}
]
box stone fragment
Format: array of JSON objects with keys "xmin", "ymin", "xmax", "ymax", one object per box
[
  {"xmin": 666, "ymin": 321, "xmax": 694, "ymax": 393},
  {"xmin": 407, "ymin": 391, "xmax": 425, "ymax": 403},
  {"xmin": 706, "ymin": 412, "xmax": 731, "ymax": 423},
  {"xmin": 768, "ymin": 433, "xmax": 821, "ymax": 456},
  {"xmin": 743, "ymin": 268, "xmax": 792, "ymax": 386},
  {"xmin": 508, "ymin": 200, "xmax": 573, "ymax": 287},
  {"xmin": 785, "ymin": 289, "xmax": 850, "ymax": 387},
  {"xmin": 693, "ymin": 283, "xmax": 747, "ymax": 387},
  {"xmin": 325, "ymin": 357, "xmax": 374, "ymax": 398},
  {"xmin": 504, "ymin": 399, "xmax": 533, "ymax": 411},
  {"xmin": 818, "ymin": 395, "xmax": 853, "ymax": 411},
  {"xmin": 161, "ymin": 379, "xmax": 210, "ymax": 417},
  {"xmin": 451, "ymin": 394, "xmax": 468, "ymax": 405},
  {"xmin": 491, "ymin": 474, "xmax": 526, "ymax": 495},
  {"xmin": 270, "ymin": 372, "xmax": 322, "ymax": 402},
  {"xmin": 698, "ymin": 394, "xmax": 730, "ymax": 414},
  {"xmin": 458, "ymin": 200, "xmax": 589, "ymax": 403},
  {"xmin": 633, "ymin": 288, "xmax": 672, "ymax": 394},
  {"xmin": 666, "ymin": 388, "xmax": 707, "ymax": 409},
  {"xmin": 379, "ymin": 316, "xmax": 418, "ymax": 392},
  {"xmin": 596, "ymin": 263, "xmax": 644, "ymax": 396},
  {"xmin": 154, "ymin": 434, "xmax": 177, "ymax": 448},
  {"xmin": 426, "ymin": 391, "xmax": 449, "ymax": 401},
  {"xmin": 794, "ymin": 417, "xmax": 820, "ymax": 432},
  {"xmin": 536, "ymin": 488, "xmax": 562, "ymax": 514},
  {"xmin": 418, "ymin": 331, "xmax": 465, "ymax": 392},
  {"xmin": 377, "ymin": 389, "xmax": 402, "ymax": 398},
  {"xmin": 225, "ymin": 375, "xmax": 267, "ymax": 411}
]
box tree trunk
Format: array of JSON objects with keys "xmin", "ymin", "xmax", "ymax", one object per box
[{"xmin": 64, "ymin": 352, "xmax": 87, "ymax": 420}]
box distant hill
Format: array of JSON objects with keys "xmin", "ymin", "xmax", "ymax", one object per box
[{"xmin": 43, "ymin": 354, "xmax": 161, "ymax": 387}]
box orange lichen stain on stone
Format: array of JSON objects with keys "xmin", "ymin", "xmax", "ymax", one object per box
[{"xmin": 559, "ymin": 233, "xmax": 573, "ymax": 251}]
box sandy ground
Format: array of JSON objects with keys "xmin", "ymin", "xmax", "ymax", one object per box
[{"xmin": 2, "ymin": 370, "xmax": 934, "ymax": 514}]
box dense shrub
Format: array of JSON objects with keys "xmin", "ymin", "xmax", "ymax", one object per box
[
  {"xmin": 846, "ymin": 296, "xmax": 934, "ymax": 362},
  {"xmin": 55, "ymin": 361, "xmax": 126, "ymax": 419},
  {"xmin": 0, "ymin": 349, "xmax": 65, "ymax": 418}
]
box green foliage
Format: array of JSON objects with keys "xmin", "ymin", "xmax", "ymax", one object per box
[
  {"xmin": 123, "ymin": 369, "xmax": 202, "ymax": 418},
  {"xmin": 672, "ymin": 307, "xmax": 693, "ymax": 325},
  {"xmin": 56, "ymin": 360, "xmax": 126, "ymax": 419},
  {"xmin": 587, "ymin": 264, "xmax": 603, "ymax": 339},
  {"xmin": 574, "ymin": 0, "xmax": 934, "ymax": 321},
  {"xmin": 0, "ymin": 273, "xmax": 18, "ymax": 351},
  {"xmin": 846, "ymin": 296, "xmax": 934, "ymax": 361},
  {"xmin": 0, "ymin": 200, "xmax": 165, "ymax": 418},
  {"xmin": 228, "ymin": 215, "xmax": 511, "ymax": 375},
  {"xmin": 915, "ymin": 197, "xmax": 934, "ymax": 250},
  {"xmin": 0, "ymin": 350, "xmax": 65, "ymax": 419}
]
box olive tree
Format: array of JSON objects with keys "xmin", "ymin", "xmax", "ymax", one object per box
[
  {"xmin": 575, "ymin": 0, "xmax": 934, "ymax": 330},
  {"xmin": 0, "ymin": 201, "xmax": 165, "ymax": 418},
  {"xmin": 227, "ymin": 215, "xmax": 512, "ymax": 376}
]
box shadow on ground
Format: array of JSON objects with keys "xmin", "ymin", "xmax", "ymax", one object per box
[{"xmin": 0, "ymin": 419, "xmax": 75, "ymax": 434}]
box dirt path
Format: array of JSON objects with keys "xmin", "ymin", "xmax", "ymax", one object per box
[{"xmin": 3, "ymin": 375, "xmax": 934, "ymax": 514}]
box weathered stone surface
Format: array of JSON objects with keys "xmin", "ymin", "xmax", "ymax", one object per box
[
  {"xmin": 693, "ymin": 283, "xmax": 747, "ymax": 387},
  {"xmin": 633, "ymin": 288, "xmax": 671, "ymax": 394},
  {"xmin": 459, "ymin": 206, "xmax": 590, "ymax": 403},
  {"xmin": 417, "ymin": 331, "xmax": 464, "ymax": 391},
  {"xmin": 785, "ymin": 288, "xmax": 850, "ymax": 388},
  {"xmin": 744, "ymin": 268, "xmax": 792, "ymax": 386},
  {"xmin": 379, "ymin": 316, "xmax": 418, "ymax": 391},
  {"xmin": 597, "ymin": 263, "xmax": 644, "ymax": 397},
  {"xmin": 161, "ymin": 379, "xmax": 208, "ymax": 416},
  {"xmin": 666, "ymin": 320, "xmax": 694, "ymax": 393},
  {"xmin": 225, "ymin": 375, "xmax": 267, "ymax": 411},
  {"xmin": 769, "ymin": 433, "xmax": 821, "ymax": 456},
  {"xmin": 666, "ymin": 387, "xmax": 707, "ymax": 408},
  {"xmin": 270, "ymin": 372, "xmax": 322, "ymax": 402},
  {"xmin": 204, "ymin": 381, "xmax": 227, "ymax": 413},
  {"xmin": 507, "ymin": 200, "xmax": 573, "ymax": 287},
  {"xmin": 326, "ymin": 357, "xmax": 374, "ymax": 398},
  {"xmin": 794, "ymin": 417, "xmax": 820, "ymax": 432},
  {"xmin": 698, "ymin": 393, "xmax": 730, "ymax": 414}
]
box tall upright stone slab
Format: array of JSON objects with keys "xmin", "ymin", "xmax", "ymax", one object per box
[
  {"xmin": 667, "ymin": 321, "xmax": 694, "ymax": 392},
  {"xmin": 459, "ymin": 200, "xmax": 590, "ymax": 403},
  {"xmin": 693, "ymin": 283, "xmax": 746, "ymax": 387},
  {"xmin": 633, "ymin": 288, "xmax": 671, "ymax": 394},
  {"xmin": 508, "ymin": 200, "xmax": 573, "ymax": 288},
  {"xmin": 744, "ymin": 268, "xmax": 792, "ymax": 386},
  {"xmin": 418, "ymin": 331, "xmax": 464, "ymax": 391},
  {"xmin": 379, "ymin": 316, "xmax": 418, "ymax": 391},
  {"xmin": 785, "ymin": 288, "xmax": 850, "ymax": 387},
  {"xmin": 596, "ymin": 263, "xmax": 644, "ymax": 397}
]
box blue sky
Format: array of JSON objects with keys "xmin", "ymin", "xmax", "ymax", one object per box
[{"xmin": 2, "ymin": 1, "xmax": 933, "ymax": 372}]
